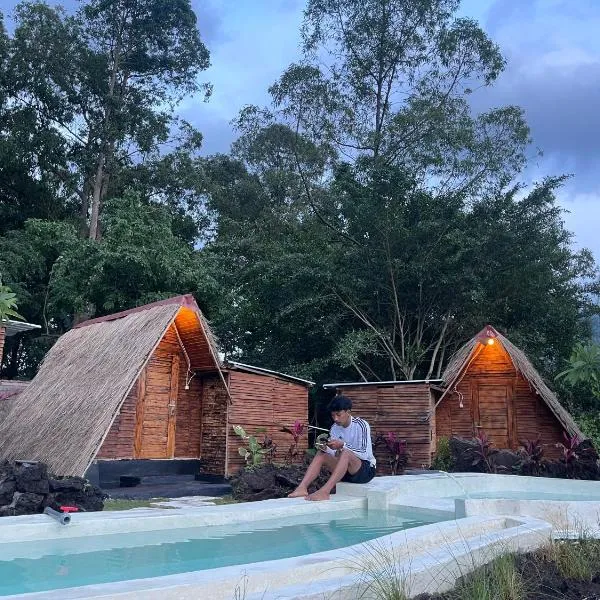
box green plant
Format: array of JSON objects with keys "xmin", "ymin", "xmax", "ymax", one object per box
[
  {"xmin": 541, "ymin": 535, "xmax": 600, "ymax": 582},
  {"xmin": 451, "ymin": 552, "xmax": 526, "ymax": 600},
  {"xmin": 0, "ymin": 279, "xmax": 24, "ymax": 323},
  {"xmin": 349, "ymin": 540, "xmax": 410, "ymax": 600},
  {"xmin": 233, "ymin": 425, "xmax": 272, "ymax": 468},
  {"xmin": 576, "ymin": 412, "xmax": 600, "ymax": 451},
  {"xmin": 432, "ymin": 437, "xmax": 454, "ymax": 472},
  {"xmin": 556, "ymin": 343, "xmax": 600, "ymax": 400}
]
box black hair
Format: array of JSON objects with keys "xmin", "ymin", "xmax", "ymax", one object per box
[{"xmin": 327, "ymin": 394, "xmax": 352, "ymax": 412}]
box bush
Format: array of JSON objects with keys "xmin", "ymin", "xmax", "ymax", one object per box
[
  {"xmin": 576, "ymin": 412, "xmax": 600, "ymax": 451},
  {"xmin": 431, "ymin": 437, "xmax": 454, "ymax": 471}
]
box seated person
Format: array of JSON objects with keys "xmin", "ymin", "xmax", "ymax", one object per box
[{"xmin": 289, "ymin": 394, "xmax": 376, "ymax": 501}]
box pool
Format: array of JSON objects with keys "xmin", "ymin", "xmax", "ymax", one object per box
[{"xmin": 0, "ymin": 507, "xmax": 441, "ymax": 596}]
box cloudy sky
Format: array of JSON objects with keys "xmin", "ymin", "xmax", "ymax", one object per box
[{"xmin": 4, "ymin": 0, "xmax": 600, "ymax": 262}]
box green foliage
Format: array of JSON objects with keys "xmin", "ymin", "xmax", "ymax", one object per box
[
  {"xmin": 556, "ymin": 343, "xmax": 600, "ymax": 401},
  {"xmin": 233, "ymin": 425, "xmax": 272, "ymax": 468},
  {"xmin": 0, "ymin": 279, "xmax": 23, "ymax": 322},
  {"xmin": 576, "ymin": 412, "xmax": 600, "ymax": 451},
  {"xmin": 542, "ymin": 536, "xmax": 600, "ymax": 582},
  {"xmin": 431, "ymin": 437, "xmax": 454, "ymax": 472},
  {"xmin": 451, "ymin": 552, "xmax": 525, "ymax": 600}
]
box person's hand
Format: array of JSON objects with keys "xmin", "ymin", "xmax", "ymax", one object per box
[{"xmin": 327, "ymin": 439, "xmax": 344, "ymax": 450}]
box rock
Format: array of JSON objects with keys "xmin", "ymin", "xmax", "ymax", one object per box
[
  {"xmin": 0, "ymin": 460, "xmax": 106, "ymax": 517},
  {"xmin": 489, "ymin": 449, "xmax": 520, "ymax": 473},
  {"xmin": 46, "ymin": 484, "xmax": 107, "ymax": 512},
  {"xmin": 9, "ymin": 491, "xmax": 45, "ymax": 515},
  {"xmin": 49, "ymin": 477, "xmax": 85, "ymax": 492},
  {"xmin": 0, "ymin": 477, "xmax": 16, "ymax": 506},
  {"xmin": 14, "ymin": 461, "xmax": 49, "ymax": 494},
  {"xmin": 449, "ymin": 437, "xmax": 483, "ymax": 473},
  {"xmin": 230, "ymin": 463, "xmax": 330, "ymax": 502}
]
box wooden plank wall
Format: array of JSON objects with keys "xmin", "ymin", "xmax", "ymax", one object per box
[
  {"xmin": 338, "ymin": 384, "xmax": 433, "ymax": 472},
  {"xmin": 436, "ymin": 342, "xmax": 566, "ymax": 457},
  {"xmin": 97, "ymin": 325, "xmax": 203, "ymax": 460},
  {"xmin": 226, "ymin": 371, "xmax": 309, "ymax": 476},
  {"xmin": 199, "ymin": 373, "xmax": 229, "ymax": 476}
]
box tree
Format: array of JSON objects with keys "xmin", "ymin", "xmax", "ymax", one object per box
[
  {"xmin": 8, "ymin": 0, "xmax": 211, "ymax": 238},
  {"xmin": 0, "ymin": 279, "xmax": 23, "ymax": 323},
  {"xmin": 209, "ymin": 0, "xmax": 596, "ymax": 383},
  {"xmin": 264, "ymin": 0, "xmax": 529, "ymax": 199}
]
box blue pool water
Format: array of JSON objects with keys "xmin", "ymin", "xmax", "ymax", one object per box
[{"xmin": 0, "ymin": 508, "xmax": 442, "ymax": 596}]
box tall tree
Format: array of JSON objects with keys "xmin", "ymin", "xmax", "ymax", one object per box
[{"xmin": 8, "ymin": 0, "xmax": 210, "ymax": 238}]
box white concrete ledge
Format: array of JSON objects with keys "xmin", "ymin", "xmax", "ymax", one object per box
[{"xmin": 3, "ymin": 515, "xmax": 549, "ymax": 600}]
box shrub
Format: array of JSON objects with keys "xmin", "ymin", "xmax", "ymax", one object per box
[
  {"xmin": 576, "ymin": 412, "xmax": 600, "ymax": 451},
  {"xmin": 375, "ymin": 432, "xmax": 410, "ymax": 475},
  {"xmin": 233, "ymin": 425, "xmax": 273, "ymax": 468},
  {"xmin": 515, "ymin": 438, "xmax": 545, "ymax": 476},
  {"xmin": 472, "ymin": 430, "xmax": 496, "ymax": 473},
  {"xmin": 280, "ymin": 420, "xmax": 306, "ymax": 465},
  {"xmin": 431, "ymin": 437, "xmax": 454, "ymax": 471}
]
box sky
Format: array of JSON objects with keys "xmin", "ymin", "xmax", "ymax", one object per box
[{"xmin": 3, "ymin": 0, "xmax": 600, "ymax": 262}]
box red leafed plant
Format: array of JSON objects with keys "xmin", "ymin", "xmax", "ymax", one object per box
[
  {"xmin": 376, "ymin": 432, "xmax": 410, "ymax": 475},
  {"xmin": 557, "ymin": 432, "xmax": 582, "ymax": 476},
  {"xmin": 472, "ymin": 430, "xmax": 496, "ymax": 473},
  {"xmin": 280, "ymin": 420, "xmax": 306, "ymax": 465},
  {"xmin": 517, "ymin": 437, "xmax": 545, "ymax": 476}
]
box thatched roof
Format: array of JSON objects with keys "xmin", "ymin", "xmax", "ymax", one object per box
[
  {"xmin": 440, "ymin": 325, "xmax": 582, "ymax": 438},
  {"xmin": 0, "ymin": 295, "xmax": 223, "ymax": 476},
  {"xmin": 0, "ymin": 380, "xmax": 29, "ymax": 422}
]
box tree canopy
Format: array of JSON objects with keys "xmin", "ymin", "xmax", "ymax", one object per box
[{"xmin": 1, "ymin": 0, "xmax": 598, "ymax": 418}]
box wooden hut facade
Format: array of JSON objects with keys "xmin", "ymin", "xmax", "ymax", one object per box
[
  {"xmin": 324, "ymin": 325, "xmax": 582, "ymax": 468},
  {"xmin": 0, "ymin": 295, "xmax": 311, "ymax": 481},
  {"xmin": 323, "ymin": 380, "xmax": 436, "ymax": 472}
]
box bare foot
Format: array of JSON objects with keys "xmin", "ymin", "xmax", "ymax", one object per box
[
  {"xmin": 305, "ymin": 489, "xmax": 330, "ymax": 501},
  {"xmin": 288, "ymin": 487, "xmax": 309, "ymax": 498}
]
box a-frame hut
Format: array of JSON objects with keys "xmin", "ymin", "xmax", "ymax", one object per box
[
  {"xmin": 324, "ymin": 325, "xmax": 582, "ymax": 467},
  {"xmin": 435, "ymin": 325, "xmax": 582, "ymax": 456},
  {"xmin": 0, "ymin": 295, "xmax": 311, "ymax": 484}
]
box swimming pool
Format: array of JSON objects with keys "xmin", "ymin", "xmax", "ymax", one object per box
[{"xmin": 0, "ymin": 507, "xmax": 441, "ymax": 596}]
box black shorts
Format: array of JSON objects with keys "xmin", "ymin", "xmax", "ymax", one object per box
[{"xmin": 342, "ymin": 459, "xmax": 376, "ymax": 484}]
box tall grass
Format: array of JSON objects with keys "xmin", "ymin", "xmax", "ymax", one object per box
[
  {"xmin": 349, "ymin": 540, "xmax": 411, "ymax": 600},
  {"xmin": 540, "ymin": 535, "xmax": 600, "ymax": 582},
  {"xmin": 450, "ymin": 552, "xmax": 526, "ymax": 600}
]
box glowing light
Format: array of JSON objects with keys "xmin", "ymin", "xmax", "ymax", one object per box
[{"xmin": 487, "ymin": 338, "xmax": 495, "ymax": 345}]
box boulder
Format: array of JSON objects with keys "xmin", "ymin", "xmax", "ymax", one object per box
[
  {"xmin": 0, "ymin": 460, "xmax": 106, "ymax": 517},
  {"xmin": 0, "ymin": 472, "xmax": 16, "ymax": 506},
  {"xmin": 489, "ymin": 449, "xmax": 520, "ymax": 473},
  {"xmin": 14, "ymin": 461, "xmax": 49, "ymax": 494},
  {"xmin": 230, "ymin": 464, "xmax": 330, "ymax": 502},
  {"xmin": 49, "ymin": 476, "xmax": 85, "ymax": 492},
  {"xmin": 8, "ymin": 491, "xmax": 45, "ymax": 516},
  {"xmin": 449, "ymin": 437, "xmax": 487, "ymax": 473}
]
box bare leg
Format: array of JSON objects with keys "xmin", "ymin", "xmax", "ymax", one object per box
[
  {"xmin": 306, "ymin": 449, "xmax": 362, "ymax": 502},
  {"xmin": 288, "ymin": 452, "xmax": 337, "ymax": 497}
]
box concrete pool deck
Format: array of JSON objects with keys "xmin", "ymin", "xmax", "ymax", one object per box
[{"xmin": 1, "ymin": 473, "xmax": 600, "ymax": 599}]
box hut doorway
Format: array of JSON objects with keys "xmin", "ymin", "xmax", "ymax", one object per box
[
  {"xmin": 134, "ymin": 353, "xmax": 180, "ymax": 459},
  {"xmin": 474, "ymin": 380, "xmax": 513, "ymax": 448}
]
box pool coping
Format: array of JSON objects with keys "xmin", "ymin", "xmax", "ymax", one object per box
[{"xmin": 2, "ymin": 473, "xmax": 600, "ymax": 599}]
